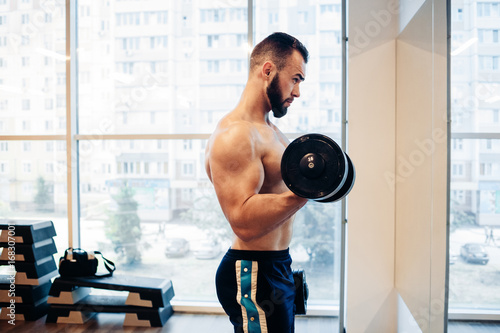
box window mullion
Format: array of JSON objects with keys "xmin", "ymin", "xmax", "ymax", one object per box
[
  {"xmin": 339, "ymin": 0, "xmax": 348, "ymax": 331},
  {"xmin": 248, "ymin": 0, "xmax": 253, "ymax": 58},
  {"xmin": 66, "ymin": 0, "xmax": 80, "ymax": 248}
]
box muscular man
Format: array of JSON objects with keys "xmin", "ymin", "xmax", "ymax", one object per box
[{"xmin": 205, "ymin": 33, "xmax": 309, "ymax": 333}]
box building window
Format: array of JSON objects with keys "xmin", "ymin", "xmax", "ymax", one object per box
[
  {"xmin": 236, "ymin": 34, "xmax": 246, "ymax": 47},
  {"xmin": 451, "ymin": 189, "xmax": 466, "ymax": 204},
  {"xmin": 21, "ymin": 13, "xmax": 29, "ymax": 24},
  {"xmin": 150, "ymin": 36, "xmax": 167, "ymax": 49},
  {"xmin": 0, "ymin": 161, "xmax": 8, "ymax": 174},
  {"xmin": 207, "ymin": 35, "xmax": 219, "ymax": 48},
  {"xmin": 183, "ymin": 140, "xmax": 192, "ymax": 151},
  {"xmin": 45, "ymin": 99, "xmax": 53, "ymax": 110},
  {"xmin": 22, "ymin": 99, "xmax": 30, "ymax": 110},
  {"xmin": 157, "ymin": 11, "xmax": 168, "ymax": 24},
  {"xmin": 23, "ymin": 162, "xmax": 32, "ymax": 174},
  {"xmin": 229, "ymin": 59, "xmax": 243, "ymax": 72},
  {"xmin": 479, "ymin": 162, "xmax": 493, "ymax": 176},
  {"xmin": 182, "ymin": 161, "xmax": 194, "ymax": 177},
  {"xmin": 21, "ymin": 35, "xmax": 30, "ymax": 45},
  {"xmin": 298, "ymin": 11, "xmax": 308, "ymax": 24},
  {"xmin": 156, "ymin": 161, "xmax": 168, "ymax": 174},
  {"xmin": 56, "ymin": 95, "xmax": 66, "ymax": 108},
  {"xmin": 200, "ymin": 8, "xmax": 227, "ymax": 23},
  {"xmin": 46, "ymin": 162, "xmax": 54, "ymax": 173},
  {"xmin": 451, "ymin": 163, "xmax": 465, "ymax": 177},
  {"xmin": 121, "ymin": 37, "xmax": 140, "ymax": 50},
  {"xmin": 116, "ymin": 12, "xmax": 141, "ymax": 26},
  {"xmin": 206, "ymin": 60, "xmax": 220, "ymax": 73},
  {"xmin": 452, "ymin": 138, "xmax": 464, "ymax": 151},
  {"xmin": 269, "ymin": 12, "xmax": 278, "ymax": 25},
  {"xmin": 321, "ymin": 57, "xmax": 334, "ymax": 71}
]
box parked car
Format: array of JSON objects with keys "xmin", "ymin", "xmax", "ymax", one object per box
[
  {"xmin": 460, "ymin": 243, "xmax": 489, "ymax": 265},
  {"xmin": 164, "ymin": 238, "xmax": 190, "ymax": 258},
  {"xmin": 193, "ymin": 239, "xmax": 221, "ymax": 260}
]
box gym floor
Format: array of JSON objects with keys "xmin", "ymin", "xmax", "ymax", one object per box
[{"xmin": 0, "ymin": 313, "xmax": 499, "ymax": 332}]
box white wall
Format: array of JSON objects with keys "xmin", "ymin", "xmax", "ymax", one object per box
[
  {"xmin": 347, "ymin": 0, "xmax": 398, "ymax": 331},
  {"xmin": 395, "ymin": 0, "xmax": 448, "ymax": 331},
  {"xmin": 398, "ymin": 0, "xmax": 426, "ymax": 32},
  {"xmin": 347, "ymin": 0, "xmax": 448, "ymax": 332}
]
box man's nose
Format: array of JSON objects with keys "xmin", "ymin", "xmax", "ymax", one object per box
[{"xmin": 292, "ymin": 84, "xmax": 301, "ymax": 98}]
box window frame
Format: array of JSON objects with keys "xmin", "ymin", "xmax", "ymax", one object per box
[{"xmin": 0, "ymin": 0, "xmax": 349, "ymax": 326}]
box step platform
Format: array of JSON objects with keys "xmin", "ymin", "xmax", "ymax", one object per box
[
  {"xmin": 0, "ymin": 238, "xmax": 57, "ymax": 262},
  {"xmin": 0, "ymin": 277, "xmax": 51, "ymax": 304},
  {"xmin": 0, "ymin": 297, "xmax": 50, "ymax": 321},
  {"xmin": 0, "ymin": 220, "xmax": 58, "ymax": 322},
  {"xmin": 49, "ymin": 275, "xmax": 175, "ymax": 308},
  {"xmin": 0, "ymin": 220, "xmax": 56, "ymax": 244},
  {"xmin": 0, "ymin": 256, "xmax": 57, "ymax": 279},
  {"xmin": 0, "ymin": 270, "xmax": 58, "ymax": 286},
  {"xmin": 46, "ymin": 295, "xmax": 173, "ymax": 327}
]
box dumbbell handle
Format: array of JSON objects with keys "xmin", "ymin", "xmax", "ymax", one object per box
[{"xmin": 281, "ymin": 133, "xmax": 355, "ymax": 203}]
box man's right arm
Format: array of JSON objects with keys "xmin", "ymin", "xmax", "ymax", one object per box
[{"xmin": 207, "ymin": 124, "xmax": 308, "ymax": 242}]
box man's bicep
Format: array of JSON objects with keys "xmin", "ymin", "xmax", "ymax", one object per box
[{"xmin": 210, "ymin": 140, "xmax": 264, "ymax": 212}]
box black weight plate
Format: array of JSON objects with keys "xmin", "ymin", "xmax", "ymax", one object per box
[
  {"xmin": 292, "ymin": 269, "xmax": 308, "ymax": 315},
  {"xmin": 281, "ymin": 134, "xmax": 347, "ymax": 200},
  {"xmin": 317, "ymin": 152, "xmax": 355, "ymax": 203}
]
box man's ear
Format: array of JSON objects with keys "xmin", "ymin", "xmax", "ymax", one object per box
[{"xmin": 261, "ymin": 61, "xmax": 274, "ymax": 79}]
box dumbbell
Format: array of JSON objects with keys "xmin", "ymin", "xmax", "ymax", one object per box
[{"xmin": 281, "ymin": 133, "xmax": 355, "ymax": 203}]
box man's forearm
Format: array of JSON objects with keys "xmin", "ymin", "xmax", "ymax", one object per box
[{"xmin": 228, "ymin": 191, "xmax": 308, "ymax": 242}]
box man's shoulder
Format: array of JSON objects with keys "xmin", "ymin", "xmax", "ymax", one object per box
[
  {"xmin": 208, "ymin": 117, "xmax": 263, "ymax": 161},
  {"xmin": 214, "ymin": 116, "xmax": 257, "ymax": 142}
]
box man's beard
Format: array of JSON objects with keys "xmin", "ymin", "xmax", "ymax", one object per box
[{"xmin": 266, "ymin": 73, "xmax": 288, "ymax": 118}]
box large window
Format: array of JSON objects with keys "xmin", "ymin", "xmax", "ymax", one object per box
[
  {"xmin": 0, "ymin": 0, "xmax": 344, "ymax": 312},
  {"xmin": 0, "ymin": 1, "xmax": 68, "ymax": 252},
  {"xmin": 449, "ymin": 0, "xmax": 500, "ymax": 317}
]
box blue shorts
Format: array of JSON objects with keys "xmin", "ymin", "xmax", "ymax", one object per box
[{"xmin": 215, "ymin": 248, "xmax": 296, "ymax": 333}]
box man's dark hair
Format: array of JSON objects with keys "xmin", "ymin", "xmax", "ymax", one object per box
[{"xmin": 250, "ymin": 32, "xmax": 309, "ymax": 71}]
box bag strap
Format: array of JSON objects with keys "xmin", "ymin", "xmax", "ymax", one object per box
[
  {"xmin": 64, "ymin": 247, "xmax": 73, "ymax": 260},
  {"xmin": 64, "ymin": 247, "xmax": 88, "ymax": 261},
  {"xmin": 93, "ymin": 251, "xmax": 116, "ymax": 278}
]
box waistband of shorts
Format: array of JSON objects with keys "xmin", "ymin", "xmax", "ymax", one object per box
[{"xmin": 224, "ymin": 248, "xmax": 290, "ymax": 261}]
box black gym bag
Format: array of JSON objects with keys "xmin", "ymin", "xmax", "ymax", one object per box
[{"xmin": 59, "ymin": 248, "xmax": 116, "ymax": 278}]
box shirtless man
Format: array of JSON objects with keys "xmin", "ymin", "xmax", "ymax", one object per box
[{"xmin": 205, "ymin": 33, "xmax": 309, "ymax": 333}]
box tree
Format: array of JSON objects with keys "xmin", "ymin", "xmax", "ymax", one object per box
[
  {"xmin": 106, "ymin": 185, "xmax": 142, "ymax": 265},
  {"xmin": 450, "ymin": 199, "xmax": 476, "ymax": 233},
  {"xmin": 181, "ymin": 189, "xmax": 232, "ymax": 244},
  {"xmin": 292, "ymin": 201, "xmax": 340, "ymax": 266},
  {"xmin": 34, "ymin": 176, "xmax": 53, "ymax": 212}
]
